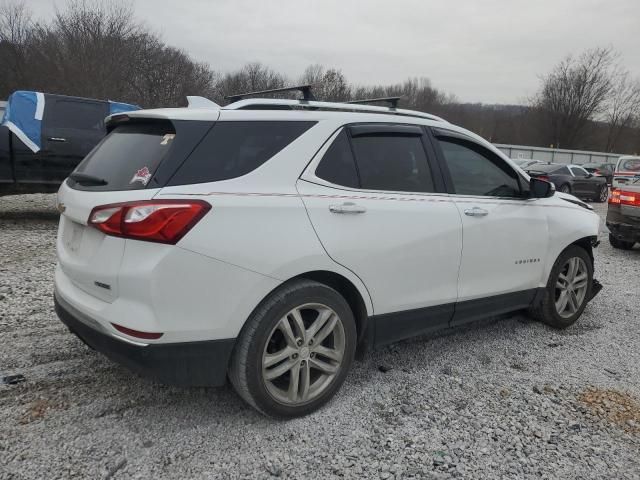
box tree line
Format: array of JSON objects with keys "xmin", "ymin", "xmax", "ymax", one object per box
[{"xmin": 1, "ymin": 0, "xmax": 638, "ymax": 154}]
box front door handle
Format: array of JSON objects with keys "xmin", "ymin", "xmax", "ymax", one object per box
[
  {"xmin": 464, "ymin": 207, "xmax": 489, "ymax": 217},
  {"xmin": 48, "ymin": 137, "xmax": 67, "ymax": 142},
  {"xmin": 329, "ymin": 202, "xmax": 367, "ymax": 214}
]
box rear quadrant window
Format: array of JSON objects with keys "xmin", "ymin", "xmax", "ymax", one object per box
[
  {"xmin": 168, "ymin": 121, "xmax": 315, "ymax": 185},
  {"xmin": 350, "ymin": 134, "xmax": 435, "ymax": 193}
]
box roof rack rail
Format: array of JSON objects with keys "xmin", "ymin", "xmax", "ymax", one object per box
[
  {"xmin": 225, "ymin": 84, "xmax": 315, "ymax": 102},
  {"xmin": 224, "ymin": 98, "xmax": 447, "ymax": 123},
  {"xmin": 346, "ymin": 96, "xmax": 401, "ymax": 109}
]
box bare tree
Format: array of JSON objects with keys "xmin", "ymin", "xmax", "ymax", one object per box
[
  {"xmin": 213, "ymin": 62, "xmax": 287, "ymax": 103},
  {"xmin": 533, "ymin": 47, "xmax": 617, "ymax": 149},
  {"xmin": 0, "ymin": 0, "xmax": 33, "ymax": 95},
  {"xmin": 299, "ymin": 65, "xmax": 350, "ymax": 102},
  {"xmin": 604, "ymin": 70, "xmax": 640, "ymax": 152}
]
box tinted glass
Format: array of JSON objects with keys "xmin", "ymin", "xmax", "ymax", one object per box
[
  {"xmin": 73, "ymin": 122, "xmax": 176, "ymax": 190},
  {"xmin": 169, "ymin": 121, "xmax": 315, "ymax": 185},
  {"xmin": 438, "ymin": 139, "xmax": 521, "ymax": 197},
  {"xmin": 350, "ymin": 134, "xmax": 434, "ymax": 192},
  {"xmin": 315, "ymin": 130, "xmax": 359, "ymax": 188},
  {"xmin": 570, "ymin": 166, "xmax": 588, "ymax": 177},
  {"xmin": 49, "ymin": 100, "xmax": 106, "ymax": 130}
]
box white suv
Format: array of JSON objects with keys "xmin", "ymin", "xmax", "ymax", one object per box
[{"xmin": 54, "ymin": 91, "xmax": 602, "ymax": 418}]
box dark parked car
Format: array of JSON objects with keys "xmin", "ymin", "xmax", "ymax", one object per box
[
  {"xmin": 0, "ymin": 91, "xmax": 138, "ymax": 196},
  {"xmin": 582, "ymin": 162, "xmax": 616, "ymax": 185},
  {"xmin": 527, "ymin": 163, "xmax": 609, "ymax": 202}
]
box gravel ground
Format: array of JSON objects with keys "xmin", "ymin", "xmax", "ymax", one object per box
[{"xmin": 1, "ymin": 193, "xmax": 639, "ymax": 480}]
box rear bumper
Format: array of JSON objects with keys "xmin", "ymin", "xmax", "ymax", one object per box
[
  {"xmin": 54, "ymin": 291, "xmax": 235, "ymax": 387},
  {"xmin": 606, "ymin": 204, "xmax": 640, "ymax": 242}
]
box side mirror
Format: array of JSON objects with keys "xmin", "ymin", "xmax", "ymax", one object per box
[
  {"xmin": 586, "ymin": 173, "xmax": 593, "ymax": 178},
  {"xmin": 530, "ymin": 177, "xmax": 555, "ymax": 198}
]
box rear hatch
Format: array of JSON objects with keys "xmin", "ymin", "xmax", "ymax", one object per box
[{"xmin": 56, "ymin": 115, "xmax": 215, "ymax": 302}]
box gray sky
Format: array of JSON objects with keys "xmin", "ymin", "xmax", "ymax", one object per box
[{"xmin": 28, "ymin": 0, "xmax": 640, "ymax": 104}]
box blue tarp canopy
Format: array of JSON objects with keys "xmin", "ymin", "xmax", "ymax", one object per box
[{"xmin": 1, "ymin": 91, "xmax": 140, "ymax": 153}]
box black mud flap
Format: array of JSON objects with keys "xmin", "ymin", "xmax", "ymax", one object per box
[{"xmin": 588, "ymin": 279, "xmax": 603, "ymax": 301}]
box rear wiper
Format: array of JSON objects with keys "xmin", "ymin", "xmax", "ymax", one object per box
[{"xmin": 69, "ymin": 172, "xmax": 108, "ymax": 186}]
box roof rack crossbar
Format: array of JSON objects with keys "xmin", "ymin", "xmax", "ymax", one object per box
[
  {"xmin": 225, "ymin": 84, "xmax": 315, "ymax": 102},
  {"xmin": 346, "ymin": 96, "xmax": 402, "ymax": 109}
]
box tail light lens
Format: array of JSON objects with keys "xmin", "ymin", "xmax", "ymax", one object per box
[
  {"xmin": 537, "ymin": 175, "xmax": 549, "ymax": 181},
  {"xmin": 609, "ymin": 189, "xmax": 640, "ymax": 206},
  {"xmin": 88, "ymin": 200, "xmax": 211, "ymax": 244}
]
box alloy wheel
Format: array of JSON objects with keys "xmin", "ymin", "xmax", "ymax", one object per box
[
  {"xmin": 554, "ymin": 257, "xmax": 589, "ymax": 318},
  {"xmin": 262, "ymin": 303, "xmax": 345, "ymax": 405},
  {"xmin": 599, "ymin": 185, "xmax": 609, "ymax": 202}
]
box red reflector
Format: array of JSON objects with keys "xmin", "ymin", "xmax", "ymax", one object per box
[
  {"xmin": 111, "ymin": 323, "xmax": 163, "ymax": 340},
  {"xmin": 88, "ymin": 200, "xmax": 211, "ymax": 244}
]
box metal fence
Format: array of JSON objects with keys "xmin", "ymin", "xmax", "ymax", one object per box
[{"xmin": 495, "ymin": 144, "xmax": 621, "ymax": 165}]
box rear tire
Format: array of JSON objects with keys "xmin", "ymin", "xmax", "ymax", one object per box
[
  {"xmin": 559, "ymin": 184, "xmax": 571, "ymax": 194},
  {"xmin": 228, "ymin": 279, "xmax": 357, "ymax": 419},
  {"xmin": 609, "ymin": 234, "xmax": 635, "ymax": 250},
  {"xmin": 595, "ymin": 185, "xmax": 608, "ymax": 203},
  {"xmin": 528, "ymin": 245, "xmax": 593, "ymax": 329}
]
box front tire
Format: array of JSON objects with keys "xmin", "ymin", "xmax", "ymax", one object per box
[
  {"xmin": 529, "ymin": 245, "xmax": 593, "ymax": 329},
  {"xmin": 228, "ymin": 279, "xmax": 357, "ymax": 418},
  {"xmin": 609, "ymin": 234, "xmax": 635, "ymax": 250}
]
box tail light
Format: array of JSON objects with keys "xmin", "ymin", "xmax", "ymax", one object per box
[
  {"xmin": 609, "ymin": 189, "xmax": 640, "ymax": 206},
  {"xmin": 88, "ymin": 200, "xmax": 211, "ymax": 244},
  {"xmin": 537, "ymin": 175, "xmax": 550, "ymax": 181}
]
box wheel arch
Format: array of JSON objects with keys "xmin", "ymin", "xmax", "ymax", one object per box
[
  {"xmin": 569, "ymin": 236, "xmax": 596, "ymax": 266},
  {"xmin": 290, "ymin": 271, "xmax": 372, "ymax": 353}
]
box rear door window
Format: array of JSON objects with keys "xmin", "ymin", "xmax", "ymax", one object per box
[
  {"xmin": 71, "ymin": 122, "xmax": 177, "ymax": 190},
  {"xmin": 349, "ymin": 133, "xmax": 435, "ymax": 193},
  {"xmin": 168, "ymin": 121, "xmax": 315, "ymax": 185},
  {"xmin": 315, "ymin": 130, "xmax": 359, "ymax": 188}
]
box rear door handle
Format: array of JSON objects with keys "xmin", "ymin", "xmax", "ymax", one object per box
[
  {"xmin": 48, "ymin": 137, "xmax": 67, "ymax": 142},
  {"xmin": 329, "ymin": 202, "xmax": 367, "ymax": 214},
  {"xmin": 464, "ymin": 207, "xmax": 489, "ymax": 217}
]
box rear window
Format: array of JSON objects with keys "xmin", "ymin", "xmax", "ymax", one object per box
[
  {"xmin": 168, "ymin": 121, "xmax": 315, "ymax": 185},
  {"xmin": 72, "ymin": 122, "xmax": 176, "ymax": 190},
  {"xmin": 619, "ymin": 158, "xmax": 640, "ymax": 172}
]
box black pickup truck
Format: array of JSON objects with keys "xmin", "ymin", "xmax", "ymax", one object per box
[{"xmin": 0, "ymin": 91, "xmax": 138, "ymax": 196}]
